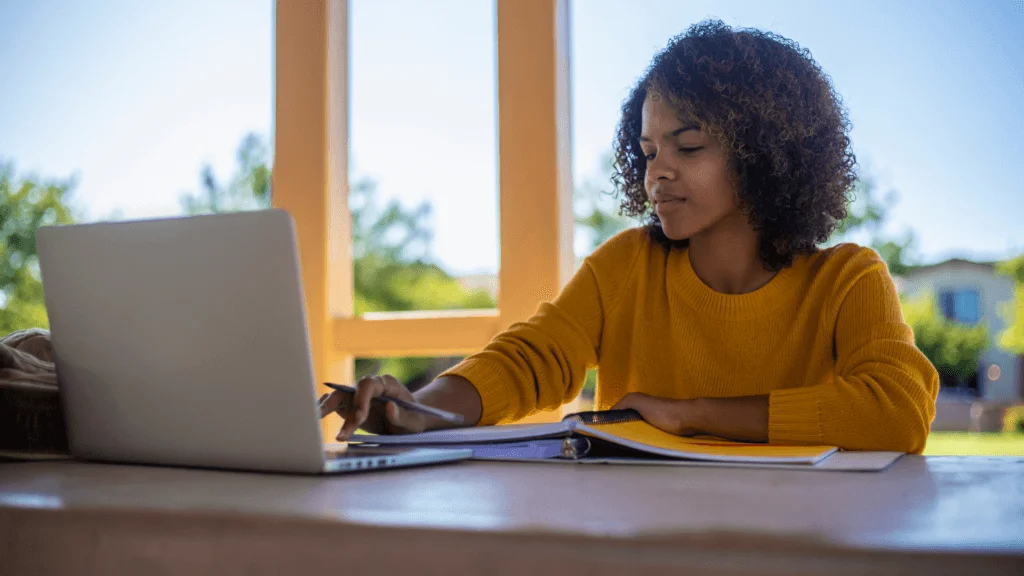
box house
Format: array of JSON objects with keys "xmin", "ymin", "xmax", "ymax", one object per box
[{"xmin": 893, "ymin": 258, "xmax": 1023, "ymax": 403}]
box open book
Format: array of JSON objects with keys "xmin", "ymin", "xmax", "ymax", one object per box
[{"xmin": 353, "ymin": 409, "xmax": 841, "ymax": 466}]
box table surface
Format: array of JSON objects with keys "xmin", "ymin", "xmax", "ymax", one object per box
[{"xmin": 2, "ymin": 455, "xmax": 1024, "ymax": 556}]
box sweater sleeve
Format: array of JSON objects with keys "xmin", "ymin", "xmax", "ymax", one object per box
[
  {"xmin": 768, "ymin": 252, "xmax": 939, "ymax": 453},
  {"xmin": 439, "ymin": 230, "xmax": 642, "ymax": 425}
]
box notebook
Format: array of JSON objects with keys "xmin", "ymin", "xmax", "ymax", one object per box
[{"xmin": 352, "ymin": 409, "xmax": 847, "ymax": 466}]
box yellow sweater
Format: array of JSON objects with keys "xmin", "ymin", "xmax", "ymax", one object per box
[{"xmin": 442, "ymin": 228, "xmax": 939, "ymax": 453}]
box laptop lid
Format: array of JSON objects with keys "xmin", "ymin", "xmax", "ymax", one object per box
[{"xmin": 36, "ymin": 210, "xmax": 328, "ymax": 473}]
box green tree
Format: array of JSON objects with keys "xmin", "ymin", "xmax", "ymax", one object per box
[
  {"xmin": 574, "ymin": 153, "xmax": 635, "ymax": 253},
  {"xmin": 0, "ymin": 162, "xmax": 77, "ymax": 335},
  {"xmin": 180, "ymin": 133, "xmax": 271, "ymax": 215},
  {"xmin": 996, "ymin": 254, "xmax": 1024, "ymax": 354},
  {"xmin": 180, "ymin": 133, "xmax": 495, "ymax": 387},
  {"xmin": 901, "ymin": 292, "xmax": 990, "ymax": 386},
  {"xmin": 829, "ymin": 175, "xmax": 916, "ymax": 276}
]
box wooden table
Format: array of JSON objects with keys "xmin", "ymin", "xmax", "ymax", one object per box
[{"xmin": 2, "ymin": 456, "xmax": 1023, "ymax": 575}]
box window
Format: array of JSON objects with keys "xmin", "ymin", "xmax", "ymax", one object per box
[
  {"xmin": 348, "ymin": 0, "xmax": 499, "ymax": 314},
  {"xmin": 939, "ymin": 289, "xmax": 981, "ymax": 324},
  {"xmin": 275, "ymin": 0, "xmax": 577, "ymax": 430}
]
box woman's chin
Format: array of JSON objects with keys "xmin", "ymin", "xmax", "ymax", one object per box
[{"xmin": 659, "ymin": 224, "xmax": 692, "ymax": 242}]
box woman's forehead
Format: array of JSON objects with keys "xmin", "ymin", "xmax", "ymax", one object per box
[{"xmin": 642, "ymin": 97, "xmax": 703, "ymax": 132}]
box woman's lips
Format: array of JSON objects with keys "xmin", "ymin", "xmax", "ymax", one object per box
[{"xmin": 656, "ymin": 198, "xmax": 686, "ymax": 209}]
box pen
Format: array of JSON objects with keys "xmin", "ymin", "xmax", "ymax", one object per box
[{"xmin": 322, "ymin": 382, "xmax": 466, "ymax": 425}]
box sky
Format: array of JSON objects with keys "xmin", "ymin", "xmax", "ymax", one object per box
[{"xmin": 1, "ymin": 0, "xmax": 1022, "ymax": 277}]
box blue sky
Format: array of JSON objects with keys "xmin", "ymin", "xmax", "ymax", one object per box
[{"xmin": 1, "ymin": 0, "xmax": 1022, "ymax": 276}]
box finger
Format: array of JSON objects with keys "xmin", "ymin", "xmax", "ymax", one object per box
[
  {"xmin": 352, "ymin": 375, "xmax": 384, "ymax": 423},
  {"xmin": 318, "ymin": 390, "xmax": 346, "ymax": 418},
  {"xmin": 386, "ymin": 401, "xmax": 399, "ymax": 424},
  {"xmin": 378, "ymin": 374, "xmax": 430, "ymax": 433},
  {"xmin": 337, "ymin": 376, "xmax": 383, "ymax": 440},
  {"xmin": 379, "ymin": 374, "xmax": 413, "ymax": 400}
]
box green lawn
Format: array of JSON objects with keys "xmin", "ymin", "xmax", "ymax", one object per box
[{"xmin": 924, "ymin": 432, "xmax": 1024, "ymax": 456}]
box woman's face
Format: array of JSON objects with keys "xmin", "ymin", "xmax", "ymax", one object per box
[{"xmin": 639, "ymin": 93, "xmax": 744, "ymax": 242}]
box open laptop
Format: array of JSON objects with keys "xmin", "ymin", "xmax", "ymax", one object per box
[{"xmin": 35, "ymin": 209, "xmax": 472, "ymax": 474}]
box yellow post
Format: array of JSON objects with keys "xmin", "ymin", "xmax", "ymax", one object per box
[
  {"xmin": 496, "ymin": 0, "xmax": 578, "ymax": 421},
  {"xmin": 273, "ymin": 0, "xmax": 353, "ymax": 441}
]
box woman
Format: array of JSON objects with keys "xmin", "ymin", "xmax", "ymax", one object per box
[{"xmin": 320, "ymin": 20, "xmax": 938, "ymax": 453}]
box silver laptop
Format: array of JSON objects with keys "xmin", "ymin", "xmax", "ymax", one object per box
[{"xmin": 35, "ymin": 209, "xmax": 471, "ymax": 474}]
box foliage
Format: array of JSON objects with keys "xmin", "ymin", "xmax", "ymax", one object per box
[
  {"xmin": 901, "ymin": 292, "xmax": 990, "ymax": 383},
  {"xmin": 180, "ymin": 134, "xmax": 271, "ymax": 215},
  {"xmin": 0, "ymin": 162, "xmax": 77, "ymax": 334},
  {"xmin": 996, "ymin": 255, "xmax": 1024, "ymax": 354},
  {"xmin": 574, "ymin": 153, "xmax": 636, "ymax": 253},
  {"xmin": 923, "ymin": 432, "xmax": 1024, "ymax": 456},
  {"xmin": 829, "ymin": 175, "xmax": 916, "ymax": 276},
  {"xmin": 180, "ymin": 133, "xmax": 494, "ymax": 387}
]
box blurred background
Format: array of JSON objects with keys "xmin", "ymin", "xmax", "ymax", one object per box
[{"xmin": 1, "ymin": 0, "xmax": 1022, "ymax": 452}]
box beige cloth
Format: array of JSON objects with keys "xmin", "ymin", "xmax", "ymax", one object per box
[{"xmin": 0, "ymin": 328, "xmax": 58, "ymax": 390}]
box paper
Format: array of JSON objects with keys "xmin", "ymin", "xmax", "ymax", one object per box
[
  {"xmin": 513, "ymin": 451, "xmax": 903, "ymax": 472},
  {"xmin": 576, "ymin": 420, "xmax": 838, "ymax": 464},
  {"xmin": 353, "ymin": 411, "xmax": 846, "ymax": 466},
  {"xmin": 355, "ymin": 421, "xmax": 573, "ymax": 445}
]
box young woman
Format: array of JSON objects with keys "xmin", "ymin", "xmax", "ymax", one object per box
[{"xmin": 320, "ymin": 20, "xmax": 938, "ymax": 453}]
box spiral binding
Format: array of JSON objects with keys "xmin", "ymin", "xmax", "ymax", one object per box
[{"xmin": 562, "ymin": 408, "xmax": 643, "ymax": 426}]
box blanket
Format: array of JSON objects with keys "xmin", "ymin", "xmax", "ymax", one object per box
[{"xmin": 0, "ymin": 329, "xmax": 66, "ymax": 456}]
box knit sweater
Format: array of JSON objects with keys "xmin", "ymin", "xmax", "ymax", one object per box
[{"xmin": 441, "ymin": 228, "xmax": 939, "ymax": 453}]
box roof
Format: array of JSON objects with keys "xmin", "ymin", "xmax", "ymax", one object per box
[{"xmin": 901, "ymin": 258, "xmax": 998, "ymax": 277}]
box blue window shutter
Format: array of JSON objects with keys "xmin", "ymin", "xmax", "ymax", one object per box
[
  {"xmin": 939, "ymin": 291, "xmax": 956, "ymax": 321},
  {"xmin": 955, "ymin": 289, "xmax": 981, "ymax": 324}
]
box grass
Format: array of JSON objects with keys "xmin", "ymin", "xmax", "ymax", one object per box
[{"xmin": 924, "ymin": 432, "xmax": 1024, "ymax": 456}]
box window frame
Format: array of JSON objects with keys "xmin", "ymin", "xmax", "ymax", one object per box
[{"xmin": 273, "ymin": 0, "xmax": 578, "ymax": 439}]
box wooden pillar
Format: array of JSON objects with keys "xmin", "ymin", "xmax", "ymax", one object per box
[{"xmin": 273, "ymin": 0, "xmax": 353, "ymax": 442}]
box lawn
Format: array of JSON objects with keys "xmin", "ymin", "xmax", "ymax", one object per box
[{"xmin": 924, "ymin": 432, "xmax": 1024, "ymax": 456}]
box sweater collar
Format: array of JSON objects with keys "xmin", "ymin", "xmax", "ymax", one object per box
[{"xmin": 670, "ymin": 247, "xmax": 807, "ymax": 319}]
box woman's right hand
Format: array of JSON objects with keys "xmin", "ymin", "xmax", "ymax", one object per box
[{"xmin": 318, "ymin": 374, "xmax": 430, "ymax": 441}]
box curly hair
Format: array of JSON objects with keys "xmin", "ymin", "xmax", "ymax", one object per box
[{"xmin": 612, "ymin": 19, "xmax": 857, "ymax": 271}]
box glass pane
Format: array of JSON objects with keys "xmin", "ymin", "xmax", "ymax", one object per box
[
  {"xmin": 349, "ymin": 0, "xmax": 498, "ymax": 313},
  {"xmin": 570, "ymin": 1, "xmax": 1024, "ymax": 453},
  {"xmin": 0, "ymin": 1, "xmax": 274, "ymax": 333}
]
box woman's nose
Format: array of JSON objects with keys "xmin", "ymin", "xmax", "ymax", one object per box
[{"xmin": 647, "ymin": 154, "xmax": 676, "ymax": 183}]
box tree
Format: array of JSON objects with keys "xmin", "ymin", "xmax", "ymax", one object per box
[
  {"xmin": 180, "ymin": 133, "xmax": 495, "ymax": 388},
  {"xmin": 996, "ymin": 255, "xmax": 1024, "ymax": 354},
  {"xmin": 180, "ymin": 134, "xmax": 271, "ymax": 215},
  {"xmin": 901, "ymin": 291, "xmax": 990, "ymax": 387},
  {"xmin": 574, "ymin": 153, "xmax": 636, "ymax": 253},
  {"xmin": 0, "ymin": 162, "xmax": 77, "ymax": 335},
  {"xmin": 829, "ymin": 175, "xmax": 916, "ymax": 276}
]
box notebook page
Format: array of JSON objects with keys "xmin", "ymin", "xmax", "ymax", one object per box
[
  {"xmin": 352, "ymin": 421, "xmax": 574, "ymax": 445},
  {"xmin": 576, "ymin": 420, "xmax": 838, "ymax": 464},
  {"xmin": 508, "ymin": 451, "xmax": 902, "ymax": 471}
]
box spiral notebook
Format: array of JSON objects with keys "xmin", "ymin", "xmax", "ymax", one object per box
[{"xmin": 352, "ymin": 409, "xmax": 859, "ymax": 467}]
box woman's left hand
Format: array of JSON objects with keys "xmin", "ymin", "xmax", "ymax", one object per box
[{"xmin": 611, "ymin": 392, "xmax": 701, "ymax": 436}]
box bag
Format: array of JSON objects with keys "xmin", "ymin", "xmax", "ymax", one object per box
[{"xmin": 0, "ymin": 329, "xmax": 68, "ymax": 457}]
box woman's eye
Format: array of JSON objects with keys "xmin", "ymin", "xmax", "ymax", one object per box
[
  {"xmin": 679, "ymin": 147, "xmax": 703, "ymax": 154},
  {"xmin": 644, "ymin": 153, "xmax": 656, "ymax": 161}
]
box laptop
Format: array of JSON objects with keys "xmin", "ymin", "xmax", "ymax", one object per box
[{"xmin": 35, "ymin": 209, "xmax": 472, "ymax": 474}]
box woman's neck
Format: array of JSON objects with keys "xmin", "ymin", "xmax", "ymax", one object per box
[{"xmin": 687, "ymin": 222, "xmax": 776, "ymax": 295}]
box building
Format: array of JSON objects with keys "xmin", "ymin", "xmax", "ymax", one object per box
[{"xmin": 893, "ymin": 258, "xmax": 1023, "ymax": 403}]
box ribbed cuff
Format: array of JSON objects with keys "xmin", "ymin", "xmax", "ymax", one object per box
[
  {"xmin": 768, "ymin": 387, "xmax": 824, "ymax": 445},
  {"xmin": 438, "ymin": 357, "xmax": 513, "ymax": 426}
]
